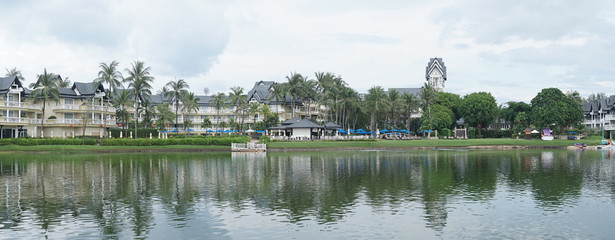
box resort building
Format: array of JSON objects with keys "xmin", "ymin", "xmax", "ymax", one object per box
[
  {"xmin": 0, "ymin": 76, "xmax": 115, "ymax": 138},
  {"xmin": 583, "ymin": 96, "xmax": 615, "ymax": 138}
]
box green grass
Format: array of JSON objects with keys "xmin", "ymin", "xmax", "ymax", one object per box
[
  {"xmin": 0, "ymin": 144, "xmax": 227, "ymax": 153},
  {"xmin": 268, "ymin": 137, "xmax": 602, "ymax": 149}
]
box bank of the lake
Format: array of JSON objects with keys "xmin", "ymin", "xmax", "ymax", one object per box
[{"xmin": 0, "ymin": 137, "xmax": 602, "ymax": 153}]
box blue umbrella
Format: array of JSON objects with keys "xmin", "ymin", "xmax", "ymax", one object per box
[
  {"xmin": 161, "ymin": 130, "xmax": 168, "ymax": 133},
  {"xmin": 224, "ymin": 130, "xmax": 232, "ymax": 133},
  {"xmin": 233, "ymin": 130, "xmax": 239, "ymax": 132},
  {"xmin": 187, "ymin": 129, "xmax": 194, "ymax": 132},
  {"xmin": 216, "ymin": 130, "xmax": 223, "ymax": 133},
  {"xmin": 380, "ymin": 129, "xmax": 390, "ymax": 133},
  {"xmin": 206, "ymin": 129, "xmax": 214, "ymax": 132},
  {"xmin": 337, "ymin": 129, "xmax": 347, "ymax": 133},
  {"xmin": 392, "ymin": 129, "xmax": 399, "ymax": 132},
  {"xmin": 171, "ymin": 129, "xmax": 179, "ymax": 132}
]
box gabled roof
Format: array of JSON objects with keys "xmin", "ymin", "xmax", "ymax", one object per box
[
  {"xmin": 281, "ymin": 118, "xmax": 300, "ymax": 125},
  {"xmin": 286, "ymin": 118, "xmax": 322, "ymax": 129},
  {"xmin": 323, "ymin": 122, "xmax": 342, "ymax": 129},
  {"xmin": 73, "ymin": 82, "xmax": 103, "ymax": 96},
  {"xmin": 0, "ymin": 76, "xmax": 22, "ymax": 94},
  {"xmin": 425, "ymin": 58, "xmax": 447, "ymax": 80},
  {"xmin": 247, "ymin": 81, "xmax": 275, "ymax": 103}
]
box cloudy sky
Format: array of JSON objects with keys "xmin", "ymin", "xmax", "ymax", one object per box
[{"xmin": 1, "ymin": 0, "xmax": 614, "ymax": 103}]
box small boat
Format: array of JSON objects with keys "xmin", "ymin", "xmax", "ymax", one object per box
[{"xmin": 572, "ymin": 143, "xmax": 586, "ymax": 148}]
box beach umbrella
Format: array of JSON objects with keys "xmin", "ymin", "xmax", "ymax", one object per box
[
  {"xmin": 216, "ymin": 130, "xmax": 223, "ymax": 133},
  {"xmin": 392, "ymin": 129, "xmax": 399, "ymax": 132},
  {"xmin": 187, "ymin": 129, "xmax": 194, "ymax": 132},
  {"xmin": 206, "ymin": 129, "xmax": 214, "ymax": 133},
  {"xmin": 224, "ymin": 130, "xmax": 232, "ymax": 133},
  {"xmin": 161, "ymin": 130, "xmax": 168, "ymax": 133},
  {"xmin": 381, "ymin": 129, "xmax": 390, "ymax": 133},
  {"xmin": 246, "ymin": 129, "xmax": 255, "ymax": 133},
  {"xmin": 337, "ymin": 129, "xmax": 347, "ymax": 133},
  {"xmin": 171, "ymin": 129, "xmax": 179, "ymax": 132}
]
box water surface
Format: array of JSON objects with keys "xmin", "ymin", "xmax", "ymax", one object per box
[{"xmin": 1, "ymin": 150, "xmax": 614, "ymax": 239}]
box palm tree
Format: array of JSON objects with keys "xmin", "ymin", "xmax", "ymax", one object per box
[
  {"xmin": 164, "ymin": 79, "xmax": 189, "ymax": 132},
  {"xmin": 248, "ymin": 102, "xmax": 260, "ymax": 128},
  {"xmin": 228, "ymin": 86, "xmax": 247, "ymax": 129},
  {"xmin": 268, "ymin": 83, "xmax": 287, "ymax": 120},
  {"xmin": 95, "ymin": 61, "xmax": 123, "ymax": 97},
  {"xmin": 387, "ymin": 89, "xmax": 402, "ymax": 129},
  {"xmin": 112, "ymin": 89, "xmax": 133, "ymax": 136},
  {"xmin": 419, "ymin": 83, "xmax": 436, "ymax": 136},
  {"xmin": 57, "ymin": 76, "xmax": 71, "ymax": 88},
  {"xmin": 200, "ymin": 117, "xmax": 212, "ymax": 131},
  {"xmin": 209, "ymin": 92, "xmax": 227, "ymax": 131},
  {"xmin": 365, "ymin": 86, "xmax": 390, "ymax": 134},
  {"xmin": 29, "ymin": 69, "xmax": 60, "ymax": 137},
  {"xmin": 181, "ymin": 92, "xmax": 200, "ymax": 132},
  {"xmin": 5, "ymin": 67, "xmax": 25, "ymax": 83},
  {"xmin": 124, "ymin": 61, "xmax": 154, "ymax": 138},
  {"xmin": 402, "ymin": 93, "xmax": 419, "ymax": 130},
  {"xmin": 285, "ymin": 72, "xmax": 307, "ymax": 119},
  {"xmin": 154, "ymin": 103, "xmax": 175, "ymax": 130}
]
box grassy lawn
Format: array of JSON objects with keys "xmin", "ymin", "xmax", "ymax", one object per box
[
  {"xmin": 0, "ymin": 145, "xmax": 227, "ymax": 153},
  {"xmin": 268, "ymin": 136, "xmax": 602, "ymax": 149}
]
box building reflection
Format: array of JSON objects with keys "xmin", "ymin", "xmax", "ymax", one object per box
[{"xmin": 0, "ymin": 150, "xmax": 614, "ymax": 237}]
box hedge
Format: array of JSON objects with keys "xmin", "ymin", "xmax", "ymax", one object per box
[{"xmin": 0, "ymin": 136, "xmax": 249, "ymax": 146}]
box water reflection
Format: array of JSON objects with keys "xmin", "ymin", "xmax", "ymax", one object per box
[{"xmin": 1, "ymin": 150, "xmax": 615, "ymax": 239}]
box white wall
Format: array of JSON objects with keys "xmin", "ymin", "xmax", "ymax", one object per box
[{"xmin": 292, "ymin": 128, "xmax": 311, "ymax": 138}]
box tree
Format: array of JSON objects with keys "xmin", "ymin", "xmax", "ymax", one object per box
[
  {"xmin": 419, "ymin": 83, "xmax": 437, "ymax": 136},
  {"xmin": 365, "ymin": 86, "xmax": 390, "ymax": 132},
  {"xmin": 181, "ymin": 92, "xmax": 200, "ymax": 132},
  {"xmin": 565, "ymin": 90, "xmax": 584, "ymax": 104},
  {"xmin": 57, "ymin": 76, "xmax": 71, "ymax": 88},
  {"xmin": 200, "ymin": 117, "xmax": 212, "ymax": 130},
  {"xmin": 285, "ymin": 72, "xmax": 307, "ymax": 118},
  {"xmin": 210, "ymin": 92, "xmax": 227, "ymax": 131},
  {"xmin": 164, "ymin": 79, "xmax": 189, "ymax": 132},
  {"xmin": 458, "ymin": 92, "xmax": 498, "ymax": 137},
  {"xmin": 112, "ymin": 90, "xmax": 133, "ymax": 136},
  {"xmin": 387, "ymin": 89, "xmax": 403, "ymax": 129},
  {"xmin": 228, "ymin": 86, "xmax": 247, "ymax": 129},
  {"xmin": 5, "ymin": 67, "xmax": 25, "ymax": 83},
  {"xmin": 419, "ymin": 105, "xmax": 453, "ymax": 132},
  {"xmin": 587, "ymin": 92, "xmax": 607, "ymax": 102},
  {"xmin": 401, "ymin": 93, "xmax": 419, "ymax": 130},
  {"xmin": 530, "ymin": 88, "xmax": 583, "ymax": 130},
  {"xmin": 247, "ymin": 102, "xmax": 260, "ymax": 128},
  {"xmin": 268, "ymin": 83, "xmax": 287, "ymax": 119},
  {"xmin": 124, "ymin": 61, "xmax": 154, "ymax": 138},
  {"xmin": 29, "ymin": 69, "xmax": 60, "ymax": 137},
  {"xmin": 435, "ymin": 92, "xmax": 462, "ymax": 120},
  {"xmin": 154, "ymin": 103, "xmax": 174, "ymax": 130},
  {"xmin": 95, "ymin": 61, "xmax": 123, "ymax": 97},
  {"xmin": 499, "ymin": 101, "xmax": 531, "ymax": 130}
]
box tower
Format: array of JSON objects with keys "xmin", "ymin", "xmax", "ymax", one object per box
[{"xmin": 425, "ymin": 58, "xmax": 447, "ymax": 92}]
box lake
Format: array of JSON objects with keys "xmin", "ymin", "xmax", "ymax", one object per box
[{"xmin": 1, "ymin": 150, "xmax": 614, "ymax": 239}]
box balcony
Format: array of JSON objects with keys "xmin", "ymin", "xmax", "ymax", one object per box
[
  {"xmin": 0, "ymin": 101, "xmax": 43, "ymax": 110},
  {"xmin": 0, "ymin": 117, "xmax": 41, "ymax": 124},
  {"xmin": 45, "ymin": 118, "xmax": 117, "ymax": 126},
  {"xmin": 52, "ymin": 104, "xmax": 116, "ymax": 113}
]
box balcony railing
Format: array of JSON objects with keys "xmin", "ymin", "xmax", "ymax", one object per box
[
  {"xmin": 0, "ymin": 117, "xmax": 41, "ymax": 124},
  {"xmin": 52, "ymin": 104, "xmax": 116, "ymax": 112},
  {"xmin": 0, "ymin": 101, "xmax": 42, "ymax": 110},
  {"xmin": 45, "ymin": 118, "xmax": 117, "ymax": 125}
]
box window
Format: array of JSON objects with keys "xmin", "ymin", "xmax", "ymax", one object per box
[
  {"xmin": 65, "ymin": 99, "xmax": 74, "ymax": 105},
  {"xmin": 64, "ymin": 113, "xmax": 74, "ymax": 119}
]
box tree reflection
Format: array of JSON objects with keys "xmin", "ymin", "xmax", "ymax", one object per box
[{"xmin": 0, "ymin": 150, "xmax": 614, "ymax": 238}]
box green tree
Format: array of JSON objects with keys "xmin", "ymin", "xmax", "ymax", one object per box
[
  {"xmin": 29, "ymin": 69, "xmax": 60, "ymax": 137},
  {"xmin": 419, "ymin": 105, "xmax": 453, "ymax": 132},
  {"xmin": 587, "ymin": 92, "xmax": 607, "ymax": 102},
  {"xmin": 181, "ymin": 92, "xmax": 200, "ymax": 132},
  {"xmin": 210, "ymin": 92, "xmax": 227, "ymax": 131},
  {"xmin": 387, "ymin": 89, "xmax": 403, "ymax": 129},
  {"xmin": 112, "ymin": 90, "xmax": 133, "ymax": 136},
  {"xmin": 268, "ymin": 83, "xmax": 287, "ymax": 119},
  {"xmin": 530, "ymin": 88, "xmax": 583, "ymax": 130},
  {"xmin": 248, "ymin": 102, "xmax": 260, "ymax": 128},
  {"xmin": 459, "ymin": 92, "xmax": 498, "ymax": 137},
  {"xmin": 285, "ymin": 72, "xmax": 308, "ymax": 118},
  {"xmin": 566, "ymin": 90, "xmax": 584, "ymax": 104},
  {"xmin": 57, "ymin": 76, "xmax": 71, "ymax": 88},
  {"xmin": 435, "ymin": 92, "xmax": 462, "ymax": 119},
  {"xmin": 401, "ymin": 93, "xmax": 420, "ymax": 130},
  {"xmin": 500, "ymin": 101, "xmax": 531, "ymax": 130},
  {"xmin": 5, "ymin": 67, "xmax": 25, "ymax": 83},
  {"xmin": 95, "ymin": 61, "xmax": 123, "ymax": 97},
  {"xmin": 164, "ymin": 79, "xmax": 189, "ymax": 131},
  {"xmin": 154, "ymin": 103, "xmax": 174, "ymax": 130},
  {"xmin": 419, "ymin": 83, "xmax": 437, "ymax": 136},
  {"xmin": 124, "ymin": 61, "xmax": 154, "ymax": 138},
  {"xmin": 228, "ymin": 86, "xmax": 247, "ymax": 129},
  {"xmin": 365, "ymin": 86, "xmax": 390, "ymax": 132},
  {"xmin": 200, "ymin": 117, "xmax": 212, "ymax": 130}
]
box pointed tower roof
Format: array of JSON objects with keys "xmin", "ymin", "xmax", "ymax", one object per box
[{"xmin": 425, "ymin": 58, "xmax": 447, "ymax": 81}]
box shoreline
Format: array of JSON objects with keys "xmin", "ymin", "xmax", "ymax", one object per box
[{"xmin": 0, "ymin": 144, "xmax": 582, "ymax": 154}]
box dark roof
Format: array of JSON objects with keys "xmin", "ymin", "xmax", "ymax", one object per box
[
  {"xmin": 246, "ymin": 80, "xmax": 302, "ymax": 105},
  {"xmin": 0, "ymin": 76, "xmax": 21, "ymax": 94},
  {"xmin": 59, "ymin": 87, "xmax": 78, "ymax": 98},
  {"xmin": 286, "ymin": 119, "xmax": 322, "ymax": 128},
  {"xmin": 323, "ymin": 122, "xmax": 342, "ymax": 129},
  {"xmin": 425, "ymin": 58, "xmax": 447, "ymax": 80},
  {"xmin": 73, "ymin": 82, "xmax": 102, "ymax": 96},
  {"xmin": 388, "ymin": 88, "xmax": 421, "ymax": 96},
  {"xmin": 281, "ymin": 118, "xmax": 300, "ymax": 125}
]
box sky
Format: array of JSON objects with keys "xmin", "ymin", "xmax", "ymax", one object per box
[{"xmin": 1, "ymin": 0, "xmax": 614, "ymax": 104}]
